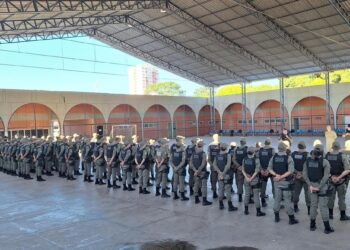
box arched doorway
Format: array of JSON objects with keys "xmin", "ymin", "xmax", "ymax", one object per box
[
  {"xmin": 64, "ymin": 104, "xmax": 105, "ymax": 137},
  {"xmin": 0, "ymin": 117, "xmax": 5, "ymax": 137},
  {"xmin": 173, "ymin": 105, "xmax": 197, "ymax": 137},
  {"xmin": 222, "ymin": 103, "xmax": 252, "ymax": 133},
  {"xmin": 292, "ymin": 97, "xmax": 333, "ymax": 133},
  {"xmin": 107, "ymin": 104, "xmax": 142, "ymax": 138},
  {"xmin": 337, "ymin": 95, "xmax": 350, "ymax": 129},
  {"xmin": 143, "ymin": 104, "xmax": 171, "ymax": 139},
  {"xmin": 198, "ymin": 105, "xmax": 220, "ymax": 136},
  {"xmin": 8, "ymin": 103, "xmax": 59, "ymax": 139},
  {"xmin": 254, "ymin": 100, "xmax": 289, "ymax": 134}
]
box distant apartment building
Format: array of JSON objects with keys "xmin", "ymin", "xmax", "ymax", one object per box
[{"xmin": 128, "ymin": 64, "xmax": 159, "ymax": 95}]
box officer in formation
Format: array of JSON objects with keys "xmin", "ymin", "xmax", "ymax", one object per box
[{"xmin": 3, "ymin": 133, "xmax": 350, "ymax": 234}]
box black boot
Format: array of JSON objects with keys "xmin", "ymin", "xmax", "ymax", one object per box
[
  {"xmin": 75, "ymin": 170, "xmax": 82, "ymax": 176},
  {"xmin": 156, "ymin": 187, "xmax": 161, "ymax": 196},
  {"xmin": 107, "ymin": 180, "xmax": 112, "ymax": 188},
  {"xmin": 103, "ymin": 172, "xmax": 107, "ymax": 179},
  {"xmin": 181, "ymin": 192, "xmax": 189, "ymax": 201},
  {"xmin": 256, "ymin": 208, "xmax": 266, "ymax": 217},
  {"xmin": 275, "ymin": 212, "xmax": 280, "ymax": 223},
  {"xmin": 143, "ymin": 188, "xmax": 150, "ymax": 194},
  {"xmin": 62, "ymin": 172, "xmax": 67, "ymax": 178},
  {"xmin": 87, "ymin": 176, "xmax": 93, "ymax": 183},
  {"xmin": 202, "ymin": 197, "xmax": 212, "ymax": 206},
  {"xmin": 198, "ymin": 188, "xmax": 202, "ymax": 197},
  {"xmin": 99, "ymin": 179, "xmax": 106, "ymax": 185},
  {"xmin": 261, "ymin": 198, "xmax": 267, "ymax": 207},
  {"xmin": 70, "ymin": 175, "xmax": 76, "ymax": 180},
  {"xmin": 249, "ymin": 198, "xmax": 254, "ymax": 204},
  {"xmin": 173, "ymin": 191, "xmax": 179, "ymax": 200},
  {"xmin": 294, "ymin": 204, "xmax": 299, "ymax": 213},
  {"xmin": 24, "ymin": 174, "xmax": 33, "ymax": 180},
  {"xmin": 46, "ymin": 172, "xmax": 53, "ymax": 176},
  {"xmin": 219, "ymin": 201, "xmax": 224, "ymax": 210},
  {"xmin": 323, "ymin": 221, "xmax": 335, "ymax": 234},
  {"xmin": 128, "ymin": 184, "xmax": 135, "ymax": 191},
  {"xmin": 132, "ymin": 178, "xmax": 138, "ymax": 185},
  {"xmin": 113, "ymin": 180, "xmax": 120, "ymax": 189},
  {"xmin": 244, "ymin": 206, "xmax": 249, "ymax": 215},
  {"xmin": 340, "ymin": 210, "xmax": 350, "ymax": 221},
  {"xmin": 288, "ymin": 215, "xmax": 299, "ymax": 225},
  {"xmin": 123, "ymin": 184, "xmax": 128, "ymax": 191},
  {"xmin": 37, "ymin": 176, "xmax": 46, "ymax": 182},
  {"xmin": 139, "ymin": 187, "xmax": 143, "ymax": 194},
  {"xmin": 310, "ymin": 219, "xmax": 316, "ymax": 231},
  {"xmin": 239, "ymin": 194, "xmax": 242, "ymax": 202},
  {"xmin": 213, "ymin": 191, "xmax": 218, "ymax": 199},
  {"xmin": 329, "ymin": 208, "xmax": 333, "ymax": 220},
  {"xmin": 161, "ymin": 189, "xmax": 170, "ymax": 198},
  {"xmin": 190, "ymin": 187, "xmax": 194, "ymax": 196},
  {"xmin": 83, "ymin": 175, "xmax": 88, "ymax": 182},
  {"xmin": 118, "ymin": 175, "xmax": 122, "ymax": 182},
  {"xmin": 67, "ymin": 175, "xmax": 70, "ymax": 180},
  {"xmin": 195, "ymin": 196, "xmax": 200, "ymax": 204},
  {"xmin": 228, "ymin": 201, "xmax": 238, "ymax": 211},
  {"xmin": 147, "ymin": 181, "xmax": 153, "ymax": 187},
  {"xmin": 307, "ymin": 206, "xmax": 310, "ymax": 215}
]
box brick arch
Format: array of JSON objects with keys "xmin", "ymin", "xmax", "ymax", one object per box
[
  {"xmin": 8, "ymin": 103, "xmax": 60, "ymax": 138},
  {"xmin": 143, "ymin": 104, "xmax": 171, "ymax": 139},
  {"xmin": 198, "ymin": 105, "xmax": 220, "ymax": 136},
  {"xmin": 173, "ymin": 105, "xmax": 197, "ymax": 137},
  {"xmin": 254, "ymin": 100, "xmax": 289, "ymax": 133},
  {"xmin": 222, "ymin": 103, "xmax": 252, "ymax": 131},
  {"xmin": 337, "ymin": 95, "xmax": 350, "ymax": 128},
  {"xmin": 107, "ymin": 104, "xmax": 142, "ymax": 138},
  {"xmin": 64, "ymin": 103, "xmax": 105, "ymax": 137},
  {"xmin": 292, "ymin": 96, "xmax": 333, "ymax": 131}
]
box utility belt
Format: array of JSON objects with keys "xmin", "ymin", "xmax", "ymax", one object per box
[
  {"xmin": 278, "ymin": 179, "xmax": 295, "ymax": 191},
  {"xmin": 329, "ymin": 177, "xmax": 345, "ymax": 187}
]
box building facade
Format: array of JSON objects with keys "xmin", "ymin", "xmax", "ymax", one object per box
[{"xmin": 128, "ymin": 64, "xmax": 159, "ymax": 95}]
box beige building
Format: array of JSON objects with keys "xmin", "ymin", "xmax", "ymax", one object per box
[{"xmin": 128, "ymin": 64, "xmax": 159, "ymax": 95}]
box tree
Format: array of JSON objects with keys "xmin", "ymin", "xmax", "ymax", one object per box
[
  {"xmin": 193, "ymin": 87, "xmax": 210, "ymax": 97},
  {"xmin": 144, "ymin": 82, "xmax": 185, "ymax": 96},
  {"xmin": 216, "ymin": 85, "xmax": 242, "ymax": 96}
]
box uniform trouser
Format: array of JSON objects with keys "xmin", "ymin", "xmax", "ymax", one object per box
[
  {"xmin": 67, "ymin": 163, "xmax": 74, "ymax": 176},
  {"xmin": 235, "ymin": 170, "xmax": 244, "ymax": 195},
  {"xmin": 35, "ymin": 161, "xmax": 44, "ymax": 177},
  {"xmin": 218, "ymin": 179, "xmax": 232, "ymax": 201},
  {"xmin": 150, "ymin": 162, "xmax": 155, "ymax": 178},
  {"xmin": 45, "ymin": 160, "xmax": 53, "ymax": 173},
  {"xmin": 194, "ymin": 174, "xmax": 206, "ymax": 197},
  {"xmin": 156, "ymin": 171, "xmax": 168, "ymax": 189},
  {"xmin": 244, "ymin": 178, "xmax": 261, "ymax": 208},
  {"xmin": 309, "ymin": 184, "xmax": 329, "ymax": 221},
  {"xmin": 96, "ymin": 164, "xmax": 106, "ymax": 179},
  {"xmin": 24, "ymin": 162, "xmax": 31, "ymax": 175},
  {"xmin": 11, "ymin": 159, "xmax": 17, "ymax": 172},
  {"xmin": 293, "ymin": 178, "xmax": 311, "ymax": 206},
  {"xmin": 0, "ymin": 157, "xmax": 2, "ymax": 168},
  {"xmin": 260, "ymin": 175, "xmax": 275, "ymax": 198},
  {"xmin": 328, "ymin": 182, "xmax": 347, "ymax": 211},
  {"xmin": 122, "ymin": 165, "xmax": 132, "ymax": 185},
  {"xmin": 74, "ymin": 159, "xmax": 80, "ymax": 172},
  {"xmin": 189, "ymin": 168, "xmax": 194, "ymax": 188},
  {"xmin": 107, "ymin": 163, "xmax": 117, "ymax": 181},
  {"xmin": 210, "ymin": 165, "xmax": 218, "ymax": 191},
  {"xmin": 59, "ymin": 162, "xmax": 66, "ymax": 174},
  {"xmin": 132, "ymin": 164, "xmax": 137, "ymax": 178},
  {"xmin": 138, "ymin": 168, "xmax": 149, "ymax": 189},
  {"xmin": 173, "ymin": 171, "xmax": 185, "ymax": 192},
  {"xmin": 273, "ymin": 181, "xmax": 294, "ymax": 215},
  {"xmin": 84, "ymin": 162, "xmax": 92, "ymax": 176}
]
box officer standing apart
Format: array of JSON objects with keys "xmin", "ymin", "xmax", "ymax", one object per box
[
  {"xmin": 170, "ymin": 136, "xmax": 188, "ymax": 201},
  {"xmin": 213, "ymin": 143, "xmax": 237, "ymax": 211},
  {"xmin": 233, "ymin": 138, "xmax": 248, "ymax": 203},
  {"xmin": 268, "ymin": 142, "xmax": 298, "ymax": 225},
  {"xmin": 303, "ymin": 144, "xmax": 334, "ymax": 234},
  {"xmin": 242, "ymin": 147, "xmax": 265, "ymax": 216},
  {"xmin": 326, "ymin": 141, "xmax": 350, "ymax": 221},
  {"xmin": 208, "ymin": 134, "xmax": 220, "ymax": 199}
]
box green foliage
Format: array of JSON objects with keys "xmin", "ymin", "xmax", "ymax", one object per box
[
  {"xmin": 193, "ymin": 87, "xmax": 210, "ymax": 98},
  {"xmin": 144, "ymin": 81, "xmax": 185, "ymax": 96}
]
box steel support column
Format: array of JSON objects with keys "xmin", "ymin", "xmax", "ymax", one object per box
[
  {"xmin": 241, "ymin": 83, "xmax": 247, "ymax": 136},
  {"xmin": 279, "ymin": 78, "xmax": 285, "ymax": 132},
  {"xmin": 325, "ymin": 72, "xmax": 332, "ymax": 126}
]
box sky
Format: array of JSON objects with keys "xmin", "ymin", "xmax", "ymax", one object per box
[{"xmin": 0, "ymin": 36, "xmax": 277, "ymax": 95}]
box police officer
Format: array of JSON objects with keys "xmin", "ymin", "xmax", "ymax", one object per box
[
  {"xmin": 105, "ymin": 137, "xmax": 119, "ymax": 188},
  {"xmin": 189, "ymin": 140, "xmax": 212, "ymax": 206},
  {"xmin": 233, "ymin": 138, "xmax": 248, "ymax": 202},
  {"xmin": 228, "ymin": 142, "xmax": 237, "ymax": 193},
  {"xmin": 303, "ymin": 144, "xmax": 334, "ymax": 234},
  {"xmin": 214, "ymin": 143, "xmax": 237, "ymax": 211},
  {"xmin": 58, "ymin": 136, "xmax": 67, "ymax": 178},
  {"xmin": 131, "ymin": 135, "xmax": 139, "ymax": 185},
  {"xmin": 148, "ymin": 139, "xmax": 156, "ymax": 183},
  {"xmin": 120, "ymin": 138, "xmax": 135, "ymax": 191},
  {"xmin": 326, "ymin": 141, "xmax": 350, "ymax": 220},
  {"xmin": 170, "ymin": 136, "xmax": 188, "ymax": 201},
  {"xmin": 208, "ymin": 134, "xmax": 220, "ymax": 198},
  {"xmin": 72, "ymin": 134, "xmax": 82, "ymax": 176},
  {"xmin": 21, "ymin": 139, "xmax": 33, "ymax": 180},
  {"xmin": 82, "ymin": 138, "xmax": 94, "ymax": 182},
  {"xmin": 33, "ymin": 140, "xmax": 46, "ymax": 182},
  {"xmin": 135, "ymin": 140, "xmax": 151, "ymax": 194},
  {"xmin": 258, "ymin": 138, "xmax": 275, "ymax": 207},
  {"xmin": 155, "ymin": 138, "xmax": 170, "ymax": 198},
  {"xmin": 242, "ymin": 147, "xmax": 265, "ymax": 216},
  {"xmin": 65, "ymin": 141, "xmax": 77, "ymax": 181},
  {"xmin": 94, "ymin": 139, "xmax": 106, "ymax": 185},
  {"xmin": 44, "ymin": 136, "xmax": 54, "ymax": 176},
  {"xmin": 291, "ymin": 141, "xmax": 310, "ymax": 214},
  {"xmin": 268, "ymin": 142, "xmax": 298, "ymax": 225},
  {"xmin": 187, "ymin": 138, "xmax": 198, "ymax": 196}
]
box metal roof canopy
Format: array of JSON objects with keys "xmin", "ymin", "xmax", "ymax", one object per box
[{"xmin": 1, "ymin": 0, "xmax": 350, "ymax": 87}]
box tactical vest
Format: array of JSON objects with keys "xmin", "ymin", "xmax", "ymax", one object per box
[
  {"xmin": 192, "ymin": 151, "xmax": 204, "ymax": 170},
  {"xmin": 172, "ymin": 149, "xmax": 183, "ymax": 167},
  {"xmin": 136, "ymin": 147, "xmax": 145, "ymax": 164},
  {"xmin": 93, "ymin": 144, "xmax": 100, "ymax": 158},
  {"xmin": 121, "ymin": 148, "xmax": 133, "ymax": 165},
  {"xmin": 209, "ymin": 145, "xmax": 220, "ymax": 162},
  {"xmin": 235, "ymin": 146, "xmax": 248, "ymax": 165},
  {"xmin": 83, "ymin": 144, "xmax": 93, "ymax": 162},
  {"xmin": 216, "ymin": 153, "xmax": 228, "ymax": 172},
  {"xmin": 292, "ymin": 151, "xmax": 308, "ymax": 172},
  {"xmin": 326, "ymin": 152, "xmax": 344, "ymax": 176},
  {"xmin": 259, "ymin": 147, "xmax": 273, "ymax": 169},
  {"xmin": 186, "ymin": 145, "xmax": 195, "ymax": 160},
  {"xmin": 306, "ymin": 158, "xmax": 324, "ymax": 183},
  {"xmin": 106, "ymin": 144, "xmax": 114, "ymax": 159},
  {"xmin": 243, "ymin": 157, "xmax": 256, "ymax": 176},
  {"xmin": 272, "ymin": 154, "xmax": 290, "ymax": 180}
]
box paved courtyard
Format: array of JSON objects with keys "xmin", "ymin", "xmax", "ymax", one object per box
[{"xmin": 0, "ymin": 136, "xmax": 349, "ymax": 250}]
